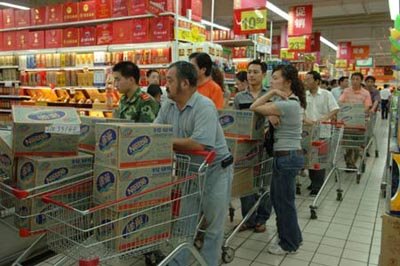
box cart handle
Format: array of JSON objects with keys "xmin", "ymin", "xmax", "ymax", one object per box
[{"xmin": 174, "ymin": 150, "xmax": 216, "ymax": 165}]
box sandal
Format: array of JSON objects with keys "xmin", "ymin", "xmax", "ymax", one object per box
[
  {"xmin": 237, "ymin": 223, "xmax": 254, "ymax": 232},
  {"xmin": 254, "ymin": 223, "xmax": 266, "ymax": 233}
]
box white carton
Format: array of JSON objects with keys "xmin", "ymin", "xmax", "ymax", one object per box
[
  {"xmin": 14, "ymin": 197, "xmax": 53, "ymax": 232},
  {"xmin": 12, "ymin": 106, "xmax": 81, "ymax": 156},
  {"xmin": 17, "ymin": 153, "xmax": 93, "ymax": 190},
  {"xmin": 95, "ymin": 123, "xmax": 173, "ymax": 168},
  {"xmin": 0, "ymin": 130, "xmax": 15, "ymax": 179},
  {"xmin": 93, "ymin": 164, "xmax": 172, "ymax": 211},
  {"xmin": 337, "ymin": 104, "xmax": 366, "ymax": 127},
  {"xmin": 218, "ymin": 110, "xmax": 265, "ymax": 140}
]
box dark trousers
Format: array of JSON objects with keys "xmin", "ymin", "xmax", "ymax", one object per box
[
  {"xmin": 309, "ymin": 169, "xmax": 326, "ymax": 191},
  {"xmin": 381, "ymin": 100, "xmax": 389, "ymax": 119}
]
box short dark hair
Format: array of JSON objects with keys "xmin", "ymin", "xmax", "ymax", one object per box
[
  {"xmin": 169, "ymin": 61, "xmax": 198, "ymax": 87},
  {"xmin": 188, "ymin": 52, "xmax": 213, "ymax": 76},
  {"xmin": 351, "ymin": 72, "xmax": 364, "ymax": 80},
  {"xmin": 248, "ymin": 59, "xmax": 267, "ymax": 73},
  {"xmin": 321, "ymin": 80, "xmax": 329, "ymax": 86},
  {"xmin": 330, "ymin": 79, "xmax": 337, "ymax": 86},
  {"xmin": 236, "ymin": 71, "xmax": 247, "ymax": 82},
  {"xmin": 147, "ymin": 84, "xmax": 162, "ymax": 98},
  {"xmin": 112, "ymin": 61, "xmax": 140, "ymax": 84},
  {"xmin": 384, "ymin": 84, "xmax": 390, "ymax": 88},
  {"xmin": 365, "ymin": 75, "xmax": 376, "ymax": 82},
  {"xmin": 306, "ymin": 71, "xmax": 322, "ymax": 82},
  {"xmin": 146, "ymin": 69, "xmax": 159, "ymax": 78},
  {"xmin": 338, "ymin": 76, "xmax": 349, "ymax": 84}
]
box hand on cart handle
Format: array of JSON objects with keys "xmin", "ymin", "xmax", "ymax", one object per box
[{"xmin": 174, "ymin": 149, "xmax": 216, "ymax": 165}]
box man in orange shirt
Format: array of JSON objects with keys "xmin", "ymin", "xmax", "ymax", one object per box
[{"xmin": 189, "ymin": 52, "xmax": 224, "ymax": 109}]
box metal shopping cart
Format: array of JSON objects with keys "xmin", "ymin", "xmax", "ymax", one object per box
[
  {"xmin": 0, "ymin": 170, "xmax": 93, "ymax": 266},
  {"xmin": 302, "ymin": 122, "xmax": 344, "ymax": 220},
  {"xmin": 221, "ymin": 157, "xmax": 273, "ymax": 264},
  {"xmin": 337, "ymin": 104, "xmax": 379, "ymax": 183},
  {"xmin": 40, "ymin": 151, "xmax": 215, "ymax": 266}
]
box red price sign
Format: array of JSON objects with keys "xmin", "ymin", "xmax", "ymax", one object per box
[{"xmin": 234, "ymin": 7, "xmax": 267, "ymax": 35}]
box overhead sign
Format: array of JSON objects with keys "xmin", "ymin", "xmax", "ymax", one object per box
[
  {"xmin": 272, "ymin": 36, "xmax": 281, "ymax": 55},
  {"xmin": 337, "ymin": 42, "xmax": 352, "ymax": 60},
  {"xmin": 280, "ymin": 48, "xmax": 298, "ymax": 60},
  {"xmin": 233, "ymin": 7, "xmax": 268, "ymax": 35},
  {"xmin": 233, "ymin": 0, "xmax": 266, "ymax": 9},
  {"xmin": 288, "ymin": 5, "xmax": 313, "ymax": 36},
  {"xmin": 356, "ymin": 57, "xmax": 373, "ymax": 67},
  {"xmin": 335, "ymin": 59, "xmax": 348, "ymax": 68},
  {"xmin": 351, "ymin": 45, "xmax": 370, "ymax": 60},
  {"xmin": 288, "ymin": 36, "xmax": 308, "ymax": 51},
  {"xmin": 256, "ymin": 35, "xmax": 271, "ymax": 54},
  {"xmin": 310, "ymin": 32, "xmax": 321, "ymax": 52}
]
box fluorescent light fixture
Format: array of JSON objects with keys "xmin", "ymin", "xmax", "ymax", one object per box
[
  {"xmin": 266, "ymin": 1, "xmax": 290, "ymax": 21},
  {"xmin": 266, "ymin": 1, "xmax": 338, "ymax": 51},
  {"xmin": 201, "ymin": 19, "xmax": 231, "ymax": 31},
  {"xmin": 389, "ymin": 0, "xmax": 400, "ymax": 20},
  {"xmin": 0, "ymin": 2, "xmax": 30, "ymax": 10}
]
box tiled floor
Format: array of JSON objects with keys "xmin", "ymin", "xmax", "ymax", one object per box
[{"xmin": 37, "ymin": 117, "xmax": 389, "ymax": 266}]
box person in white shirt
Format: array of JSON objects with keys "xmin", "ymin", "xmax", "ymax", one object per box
[
  {"xmin": 380, "ymin": 84, "xmax": 392, "ymax": 119},
  {"xmin": 331, "ymin": 76, "xmax": 349, "ymax": 103},
  {"xmin": 303, "ymin": 71, "xmax": 340, "ymax": 196}
]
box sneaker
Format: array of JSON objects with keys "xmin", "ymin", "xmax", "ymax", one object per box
[{"xmin": 268, "ymin": 243, "xmax": 297, "ymax": 255}]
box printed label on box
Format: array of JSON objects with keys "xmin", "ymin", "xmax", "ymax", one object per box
[
  {"xmin": 96, "ymin": 0, "xmax": 112, "ymax": 18},
  {"xmin": 97, "ymin": 23, "xmax": 113, "ymax": 45},
  {"xmin": 79, "ymin": 1, "xmax": 96, "ymax": 21},
  {"xmin": 46, "ymin": 4, "xmax": 63, "ymax": 24}
]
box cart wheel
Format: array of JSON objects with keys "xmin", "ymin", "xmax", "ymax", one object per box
[
  {"xmin": 145, "ymin": 251, "xmax": 165, "ymax": 266},
  {"xmin": 194, "ymin": 238, "xmax": 204, "ymax": 250},
  {"xmin": 366, "ymin": 151, "xmax": 370, "ymax": 157},
  {"xmin": 229, "ymin": 207, "xmax": 235, "ymax": 223},
  {"xmin": 336, "ymin": 192, "xmax": 343, "ymax": 201},
  {"xmin": 356, "ymin": 174, "xmax": 361, "ymax": 184},
  {"xmin": 375, "ymin": 150, "xmax": 379, "ymax": 158},
  {"xmin": 296, "ymin": 185, "xmax": 301, "ymax": 195},
  {"xmin": 222, "ymin": 247, "xmax": 235, "ymax": 263},
  {"xmin": 310, "ymin": 209, "xmax": 317, "ymax": 220}
]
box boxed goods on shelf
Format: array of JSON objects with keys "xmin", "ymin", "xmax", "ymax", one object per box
[
  {"xmin": 3, "ymin": 9, "xmax": 15, "ymax": 28},
  {"xmin": 63, "ymin": 2, "xmax": 79, "ymax": 22},
  {"xmin": 29, "ymin": 31, "xmax": 45, "ymax": 50},
  {"xmin": 95, "ymin": 123, "xmax": 173, "ymax": 169},
  {"xmin": 0, "ymin": 130, "xmax": 15, "ymax": 179},
  {"xmin": 16, "ymin": 152, "xmax": 93, "ymax": 190},
  {"xmin": 3, "ymin": 31, "xmax": 16, "ymax": 51},
  {"xmin": 93, "ymin": 164, "xmax": 172, "ymax": 210},
  {"xmin": 79, "ymin": 1, "xmax": 96, "ymax": 21},
  {"xmin": 16, "ymin": 31, "xmax": 30, "ymax": 50},
  {"xmin": 96, "ymin": 23, "xmax": 113, "ymax": 45},
  {"xmin": 31, "ymin": 7, "xmax": 46, "ymax": 26},
  {"xmin": 112, "ymin": 0, "xmax": 129, "ymax": 17},
  {"xmin": 46, "ymin": 4, "xmax": 64, "ymax": 24},
  {"xmin": 79, "ymin": 27, "xmax": 97, "ymax": 46},
  {"xmin": 14, "ymin": 196, "xmax": 53, "ymax": 232},
  {"xmin": 12, "ymin": 106, "xmax": 81, "ymax": 157},
  {"xmin": 15, "ymin": 10, "xmax": 31, "ymax": 27},
  {"xmin": 0, "ymin": 55, "xmax": 18, "ymax": 66},
  {"xmin": 226, "ymin": 138, "xmax": 263, "ymax": 168},
  {"xmin": 150, "ymin": 16, "xmax": 175, "ymax": 42},
  {"xmin": 218, "ymin": 110, "xmax": 265, "ymax": 140},
  {"xmin": 131, "ymin": 18, "xmax": 150, "ymax": 43},
  {"xmin": 63, "ymin": 28, "xmax": 80, "ymax": 47},
  {"xmin": 45, "ymin": 29, "xmax": 63, "ymax": 49},
  {"xmin": 112, "ymin": 20, "xmax": 133, "ymax": 44},
  {"xmin": 96, "ymin": 0, "xmax": 112, "ymax": 19}
]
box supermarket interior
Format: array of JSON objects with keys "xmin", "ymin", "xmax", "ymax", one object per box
[{"xmin": 0, "ymin": 0, "xmax": 399, "ymax": 265}]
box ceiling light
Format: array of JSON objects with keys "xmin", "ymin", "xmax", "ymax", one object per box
[
  {"xmin": 201, "ymin": 19, "xmax": 231, "ymax": 31},
  {"xmin": 0, "ymin": 2, "xmax": 30, "ymax": 10},
  {"xmin": 320, "ymin": 36, "xmax": 338, "ymax": 51},
  {"xmin": 389, "ymin": 0, "xmax": 400, "ymax": 20}
]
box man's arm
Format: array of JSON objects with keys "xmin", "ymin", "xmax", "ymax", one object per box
[{"xmin": 173, "ymin": 138, "xmax": 205, "ymax": 151}]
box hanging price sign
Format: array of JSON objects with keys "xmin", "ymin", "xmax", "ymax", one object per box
[
  {"xmin": 335, "ymin": 59, "xmax": 348, "ymax": 68},
  {"xmin": 234, "ymin": 7, "xmax": 267, "ymax": 35},
  {"xmin": 280, "ymin": 49, "xmax": 296, "ymax": 60},
  {"xmin": 288, "ymin": 36, "xmax": 307, "ymax": 51}
]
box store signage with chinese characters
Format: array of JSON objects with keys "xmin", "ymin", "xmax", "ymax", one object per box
[
  {"xmin": 234, "ymin": 0, "xmax": 266, "ymax": 9},
  {"xmin": 280, "ymin": 48, "xmax": 298, "ymax": 60},
  {"xmin": 256, "ymin": 35, "xmax": 271, "ymax": 54},
  {"xmin": 356, "ymin": 57, "xmax": 373, "ymax": 67},
  {"xmin": 337, "ymin": 42, "xmax": 352, "ymax": 60},
  {"xmin": 288, "ymin": 36, "xmax": 308, "ymax": 51},
  {"xmin": 335, "ymin": 59, "xmax": 348, "ymax": 68},
  {"xmin": 233, "ymin": 7, "xmax": 267, "ymax": 35},
  {"xmin": 351, "ymin": 45, "xmax": 370, "ymax": 59},
  {"xmin": 310, "ymin": 32, "xmax": 321, "ymax": 52},
  {"xmin": 288, "ymin": 5, "xmax": 313, "ymax": 36}
]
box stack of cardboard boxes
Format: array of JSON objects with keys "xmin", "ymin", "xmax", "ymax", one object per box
[
  {"xmin": 92, "ymin": 122, "xmax": 174, "ymax": 251},
  {"xmin": 380, "ymin": 214, "xmax": 400, "ymax": 265},
  {"xmin": 218, "ymin": 109, "xmax": 265, "ymax": 197},
  {"xmin": 0, "ymin": 106, "xmax": 94, "ymax": 233}
]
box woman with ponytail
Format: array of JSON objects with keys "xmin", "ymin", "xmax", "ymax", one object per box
[{"xmin": 250, "ymin": 64, "xmax": 306, "ymax": 255}]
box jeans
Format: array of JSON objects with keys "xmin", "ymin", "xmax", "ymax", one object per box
[
  {"xmin": 381, "ymin": 100, "xmax": 389, "ymax": 119},
  {"xmin": 169, "ymin": 163, "xmax": 233, "ymax": 266},
  {"xmin": 271, "ymin": 150, "xmax": 304, "ymax": 252},
  {"xmin": 240, "ymin": 193, "xmax": 272, "ymax": 227}
]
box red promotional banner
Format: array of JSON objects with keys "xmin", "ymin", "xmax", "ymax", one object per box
[
  {"xmin": 280, "ymin": 24, "xmax": 288, "ymax": 48},
  {"xmin": 233, "ymin": 0, "xmax": 266, "ymax": 9},
  {"xmin": 351, "ymin": 45, "xmax": 370, "ymax": 59},
  {"xmin": 337, "ymin": 42, "xmax": 352, "ymax": 60},
  {"xmin": 288, "ymin": 5, "xmax": 313, "ymax": 36},
  {"xmin": 310, "ymin": 32, "xmax": 320, "ymax": 52},
  {"xmin": 272, "ymin": 36, "xmax": 281, "ymax": 55},
  {"xmin": 233, "ymin": 7, "xmax": 267, "ymax": 35}
]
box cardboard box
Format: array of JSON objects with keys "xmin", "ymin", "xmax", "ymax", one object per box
[
  {"xmin": 46, "ymin": 4, "xmax": 64, "ymax": 24},
  {"xmin": 45, "ymin": 29, "xmax": 63, "ymax": 49},
  {"xmin": 337, "ymin": 104, "xmax": 366, "ymax": 127},
  {"xmin": 150, "ymin": 16, "xmax": 174, "ymax": 42},
  {"xmin": 79, "ymin": 1, "xmax": 96, "ymax": 21},
  {"xmin": 218, "ymin": 110, "xmax": 265, "ymax": 140},
  {"xmin": 3, "ymin": 9, "xmax": 15, "ymax": 28},
  {"xmin": 30, "ymin": 7, "xmax": 46, "ymax": 25},
  {"xmin": 16, "ymin": 31, "xmax": 30, "ymax": 50},
  {"xmin": 301, "ymin": 124, "xmax": 319, "ymax": 168},
  {"xmin": 226, "ymin": 138, "xmax": 262, "ymax": 168},
  {"xmin": 0, "ymin": 10, "xmax": 3, "ymax": 29},
  {"xmin": 113, "ymin": 20, "xmax": 133, "ymax": 44},
  {"xmin": 63, "ymin": 28, "xmax": 80, "ymax": 47},
  {"xmin": 181, "ymin": 0, "xmax": 202, "ymax": 22},
  {"xmin": 112, "ymin": 0, "xmax": 129, "ymax": 17},
  {"xmin": 96, "ymin": 0, "xmax": 112, "ymax": 19},
  {"xmin": 93, "ymin": 164, "xmax": 172, "ymax": 210},
  {"xmin": 63, "ymin": 2, "xmax": 79, "ymax": 22},
  {"xmin": 231, "ymin": 167, "xmax": 255, "ymax": 198},
  {"xmin": 79, "ymin": 27, "xmax": 97, "ymax": 46},
  {"xmin": 129, "ymin": 0, "xmax": 162, "ymax": 15},
  {"xmin": 94, "ymin": 204, "xmax": 171, "ymax": 252},
  {"xmin": 131, "ymin": 18, "xmax": 149, "ymax": 43},
  {"xmin": 96, "ymin": 23, "xmax": 113, "ymax": 45},
  {"xmin": 380, "ymin": 215, "xmax": 400, "ymax": 265},
  {"xmin": 95, "ymin": 123, "xmax": 173, "ymax": 168},
  {"xmin": 29, "ymin": 31, "xmax": 45, "ymax": 49},
  {"xmin": 17, "ymin": 153, "xmax": 93, "ymax": 190},
  {"xmin": 379, "ymin": 253, "xmax": 400, "ymax": 266},
  {"xmin": 0, "ymin": 131, "xmax": 14, "ymax": 179},
  {"xmin": 153, "ymin": 0, "xmax": 175, "ymax": 12},
  {"xmin": 15, "ymin": 10, "xmax": 30, "ymax": 27},
  {"xmin": 14, "ymin": 197, "xmax": 53, "ymax": 232},
  {"xmin": 3, "ymin": 31, "xmax": 16, "ymax": 51},
  {"xmin": 12, "ymin": 106, "xmax": 81, "ymax": 157}
]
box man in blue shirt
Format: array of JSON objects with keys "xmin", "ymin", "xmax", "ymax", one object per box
[{"xmin": 155, "ymin": 61, "xmax": 233, "ymax": 266}]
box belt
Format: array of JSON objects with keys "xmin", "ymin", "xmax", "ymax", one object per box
[{"xmin": 273, "ymin": 150, "xmax": 303, "ymax": 157}]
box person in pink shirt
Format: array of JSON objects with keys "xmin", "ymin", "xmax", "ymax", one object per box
[{"xmin": 339, "ymin": 72, "xmax": 372, "ymax": 169}]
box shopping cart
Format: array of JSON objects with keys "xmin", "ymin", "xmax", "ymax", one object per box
[
  {"xmin": 302, "ymin": 122, "xmax": 344, "ymax": 220},
  {"xmin": 337, "ymin": 104, "xmax": 379, "ymax": 183},
  {"xmin": 0, "ymin": 170, "xmax": 93, "ymax": 265},
  {"xmin": 221, "ymin": 157, "xmax": 273, "ymax": 264},
  {"xmin": 41, "ymin": 151, "xmax": 215, "ymax": 266}
]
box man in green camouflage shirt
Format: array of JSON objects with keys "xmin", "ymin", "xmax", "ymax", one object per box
[{"xmin": 113, "ymin": 61, "xmax": 159, "ymax": 122}]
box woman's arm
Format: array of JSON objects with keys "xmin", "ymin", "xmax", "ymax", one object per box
[{"xmin": 250, "ymin": 90, "xmax": 286, "ymax": 117}]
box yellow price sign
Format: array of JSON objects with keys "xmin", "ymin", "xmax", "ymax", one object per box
[
  {"xmin": 335, "ymin": 59, "xmax": 347, "ymax": 68},
  {"xmin": 240, "ymin": 9, "xmax": 267, "ymax": 32},
  {"xmin": 280, "ymin": 49, "xmax": 295, "ymax": 60},
  {"xmin": 288, "ymin": 36, "xmax": 306, "ymax": 51},
  {"xmin": 176, "ymin": 28, "xmax": 193, "ymax": 42}
]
